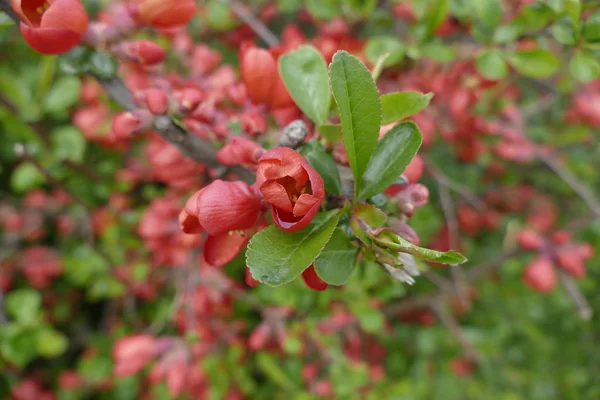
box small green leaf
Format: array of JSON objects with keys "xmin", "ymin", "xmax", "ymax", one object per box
[
  {"xmin": 354, "ymin": 204, "xmax": 387, "ymax": 227},
  {"xmin": 298, "ymin": 141, "xmax": 342, "ymax": 195},
  {"xmin": 423, "ymin": 0, "xmax": 449, "ymax": 36},
  {"xmin": 58, "ymin": 47, "xmax": 91, "ymax": 75},
  {"xmin": 550, "ymin": 20, "xmax": 577, "ymax": 45},
  {"xmin": 37, "ymin": 329, "xmax": 68, "ymax": 358},
  {"xmin": 0, "ymin": 325, "xmax": 38, "ymax": 367},
  {"xmin": 44, "ymin": 76, "xmax": 81, "ymax": 114},
  {"xmin": 305, "ymin": 0, "xmax": 341, "ymax": 19},
  {"xmin": 569, "ymin": 50, "xmax": 600, "ymax": 82},
  {"xmin": 279, "ymin": 46, "xmax": 331, "ymax": 125},
  {"xmin": 381, "ymin": 92, "xmax": 433, "ymax": 125},
  {"xmin": 508, "ymin": 49, "xmax": 560, "ymax": 78},
  {"xmin": 471, "ymin": 0, "xmax": 503, "ymax": 29},
  {"xmin": 51, "ymin": 126, "xmax": 86, "ymax": 162},
  {"xmin": 246, "ymin": 210, "xmax": 340, "ymax": 286},
  {"xmin": 564, "ymin": 0, "xmax": 580, "ymax": 32},
  {"xmin": 5, "ymin": 289, "xmax": 42, "ymax": 323},
  {"xmin": 11, "ymin": 163, "xmax": 45, "ymax": 193},
  {"xmin": 358, "ymin": 122, "xmax": 422, "ymax": 199},
  {"xmin": 476, "ymin": 48, "xmax": 508, "ymax": 80},
  {"xmin": 371, "ymin": 230, "xmax": 468, "ymax": 264},
  {"xmin": 329, "ymin": 50, "xmax": 382, "ymax": 194},
  {"xmin": 318, "ymin": 124, "xmax": 342, "ymax": 143},
  {"xmin": 206, "ymin": 0, "xmax": 236, "ymax": 30},
  {"xmin": 583, "ymin": 10, "xmax": 600, "ymax": 42},
  {"xmin": 365, "ymin": 36, "xmax": 405, "ymax": 67},
  {"xmin": 314, "ymin": 229, "xmax": 358, "ymax": 285},
  {"xmin": 89, "ymin": 51, "xmax": 118, "ymax": 79}
]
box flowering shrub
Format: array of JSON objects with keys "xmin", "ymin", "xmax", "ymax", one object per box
[{"xmin": 0, "ymin": 0, "xmax": 599, "ymax": 398}]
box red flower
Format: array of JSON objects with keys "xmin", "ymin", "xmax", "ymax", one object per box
[
  {"xmin": 12, "ymin": 0, "xmax": 89, "ymax": 54},
  {"xmin": 129, "ymin": 0, "xmax": 196, "ymax": 29},
  {"xmin": 217, "ymin": 137, "xmax": 264, "ymax": 169},
  {"xmin": 522, "ymin": 255, "xmax": 556, "ymax": 294},
  {"xmin": 239, "ymin": 42, "xmax": 295, "ymax": 109},
  {"xmin": 256, "ymin": 147, "xmax": 325, "ymax": 232},
  {"xmin": 113, "ymin": 334, "xmax": 156, "ymax": 377},
  {"xmin": 179, "ymin": 180, "xmax": 261, "ymax": 236},
  {"xmin": 302, "ymin": 265, "xmax": 328, "ymax": 291}
]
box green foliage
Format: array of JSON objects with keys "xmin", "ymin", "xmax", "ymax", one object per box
[
  {"xmin": 246, "ymin": 210, "xmax": 340, "ymax": 286},
  {"xmin": 279, "ymin": 45, "xmax": 331, "ymax": 125},
  {"xmin": 476, "ymin": 48, "xmax": 508, "ymax": 80},
  {"xmin": 314, "ymin": 229, "xmax": 359, "ymax": 285},
  {"xmin": 298, "ymin": 141, "xmax": 343, "ymax": 195},
  {"xmin": 381, "ymin": 91, "xmax": 433, "ymax": 125},
  {"xmin": 365, "ymin": 36, "xmax": 405, "ymax": 67},
  {"xmin": 329, "ymin": 50, "xmax": 382, "ymax": 194},
  {"xmin": 508, "ymin": 49, "xmax": 560, "ymax": 78},
  {"xmin": 358, "ymin": 122, "xmax": 423, "ymax": 199},
  {"xmin": 569, "ymin": 49, "xmax": 600, "ymax": 82}
]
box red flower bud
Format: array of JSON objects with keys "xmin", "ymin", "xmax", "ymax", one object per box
[
  {"xmin": 113, "ymin": 334, "xmax": 156, "ymax": 377},
  {"xmin": 120, "ymin": 39, "xmax": 166, "ymax": 65},
  {"xmin": 302, "ymin": 265, "xmax": 328, "ymax": 291},
  {"xmin": 518, "ymin": 229, "xmax": 545, "ymax": 250},
  {"xmin": 522, "ymin": 255, "xmax": 556, "ymax": 294},
  {"xmin": 137, "ymin": 88, "xmax": 169, "ymax": 115},
  {"xmin": 175, "ymin": 88, "xmax": 203, "ymax": 113},
  {"xmin": 245, "ymin": 266, "xmax": 260, "ymax": 287},
  {"xmin": 179, "ymin": 180, "xmax": 261, "ymax": 236},
  {"xmin": 217, "ymin": 136, "xmax": 264, "ymax": 168},
  {"xmin": 13, "ymin": 0, "xmax": 89, "ymax": 55},
  {"xmin": 240, "ymin": 43, "xmax": 294, "ymax": 109},
  {"xmin": 402, "ymin": 154, "xmax": 424, "ymax": 183},
  {"xmin": 256, "ymin": 147, "xmax": 325, "ymax": 232},
  {"xmin": 111, "ymin": 110, "xmax": 152, "ymax": 139},
  {"xmin": 556, "ymin": 249, "xmax": 586, "ymax": 279},
  {"xmin": 129, "ymin": 0, "xmax": 196, "ymax": 28}
]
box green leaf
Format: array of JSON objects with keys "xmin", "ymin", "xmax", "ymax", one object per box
[
  {"xmin": 5, "ymin": 289, "xmax": 42, "ymax": 323},
  {"xmin": 365, "ymin": 36, "xmax": 405, "ymax": 67},
  {"xmin": 305, "ymin": 0, "xmax": 341, "ymax": 19},
  {"xmin": 318, "ymin": 124, "xmax": 342, "ymax": 143},
  {"xmin": 564, "ymin": 0, "xmax": 580, "ymax": 32},
  {"xmin": 0, "ymin": 325, "xmax": 38, "ymax": 367},
  {"xmin": 279, "ymin": 46, "xmax": 331, "ymax": 125},
  {"xmin": 206, "ymin": 0, "xmax": 236, "ymax": 30},
  {"xmin": 44, "ymin": 76, "xmax": 81, "ymax": 114},
  {"xmin": 476, "ymin": 48, "xmax": 508, "ymax": 80},
  {"xmin": 11, "ymin": 163, "xmax": 45, "ymax": 193},
  {"xmin": 246, "ymin": 210, "xmax": 340, "ymax": 286},
  {"xmin": 508, "ymin": 49, "xmax": 560, "ymax": 78},
  {"xmin": 329, "ymin": 50, "xmax": 382, "ymax": 193},
  {"xmin": 550, "ymin": 20, "xmax": 577, "ymax": 45},
  {"xmin": 423, "ymin": 0, "xmax": 449, "ymax": 36},
  {"xmin": 89, "ymin": 51, "xmax": 118, "ymax": 79},
  {"xmin": 370, "ymin": 231, "xmax": 468, "ymax": 264},
  {"xmin": 51, "ymin": 126, "xmax": 86, "ymax": 162},
  {"xmin": 314, "ymin": 229, "xmax": 358, "ymax": 285},
  {"xmin": 381, "ymin": 91, "xmax": 433, "ymax": 125},
  {"xmin": 37, "ymin": 329, "xmax": 68, "ymax": 358},
  {"xmin": 471, "ymin": 0, "xmax": 503, "ymax": 29},
  {"xmin": 353, "ymin": 204, "xmax": 387, "ymax": 227},
  {"xmin": 298, "ymin": 141, "xmax": 342, "ymax": 195},
  {"xmin": 58, "ymin": 47, "xmax": 91, "ymax": 75},
  {"xmin": 569, "ymin": 50, "xmax": 600, "ymax": 82},
  {"xmin": 358, "ymin": 122, "xmax": 422, "ymax": 199},
  {"xmin": 584, "ymin": 10, "xmax": 600, "ymax": 42}
]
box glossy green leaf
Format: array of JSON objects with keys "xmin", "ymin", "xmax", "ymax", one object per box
[
  {"xmin": 569, "ymin": 50, "xmax": 600, "ymax": 82},
  {"xmin": 37, "ymin": 329, "xmax": 68, "ymax": 358},
  {"xmin": 298, "ymin": 141, "xmax": 342, "ymax": 195},
  {"xmin": 381, "ymin": 91, "xmax": 433, "ymax": 125},
  {"xmin": 370, "ymin": 230, "xmax": 468, "ymax": 264},
  {"xmin": 246, "ymin": 210, "xmax": 340, "ymax": 286},
  {"xmin": 314, "ymin": 230, "xmax": 358, "ymax": 286},
  {"xmin": 89, "ymin": 51, "xmax": 118, "ymax": 79},
  {"xmin": 508, "ymin": 49, "xmax": 560, "ymax": 78},
  {"xmin": 583, "ymin": 10, "xmax": 600, "ymax": 42},
  {"xmin": 51, "ymin": 126, "xmax": 86, "ymax": 163},
  {"xmin": 11, "ymin": 163, "xmax": 45, "ymax": 193},
  {"xmin": 44, "ymin": 76, "xmax": 81, "ymax": 114},
  {"xmin": 365, "ymin": 36, "xmax": 405, "ymax": 67},
  {"xmin": 318, "ymin": 124, "xmax": 342, "ymax": 143},
  {"xmin": 564, "ymin": 0, "xmax": 580, "ymax": 32},
  {"xmin": 471, "ymin": 0, "xmax": 503, "ymax": 28},
  {"xmin": 329, "ymin": 50, "xmax": 381, "ymax": 192},
  {"xmin": 353, "ymin": 204, "xmax": 387, "ymax": 227},
  {"xmin": 358, "ymin": 122, "xmax": 422, "ymax": 199},
  {"xmin": 0, "ymin": 325, "xmax": 38, "ymax": 367},
  {"xmin": 5, "ymin": 289, "xmax": 42, "ymax": 323},
  {"xmin": 476, "ymin": 48, "xmax": 508, "ymax": 80},
  {"xmin": 279, "ymin": 46, "xmax": 331, "ymax": 125}
]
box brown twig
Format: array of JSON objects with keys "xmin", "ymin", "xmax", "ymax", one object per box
[
  {"xmin": 558, "ymin": 270, "xmax": 593, "ymax": 321},
  {"xmin": 217, "ymin": 0, "xmax": 280, "ymax": 47},
  {"xmin": 537, "ymin": 151, "xmax": 600, "ymax": 217}
]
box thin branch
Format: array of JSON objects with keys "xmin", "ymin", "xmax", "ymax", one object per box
[
  {"xmin": 218, "ymin": 0, "xmax": 279, "ymax": 47},
  {"xmin": 537, "ymin": 151, "xmax": 600, "ymax": 217},
  {"xmin": 430, "ymin": 301, "xmax": 484, "ymax": 363},
  {"xmin": 424, "ymin": 159, "xmax": 486, "ymax": 211},
  {"xmin": 558, "ymin": 271, "xmax": 593, "ymax": 321}
]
